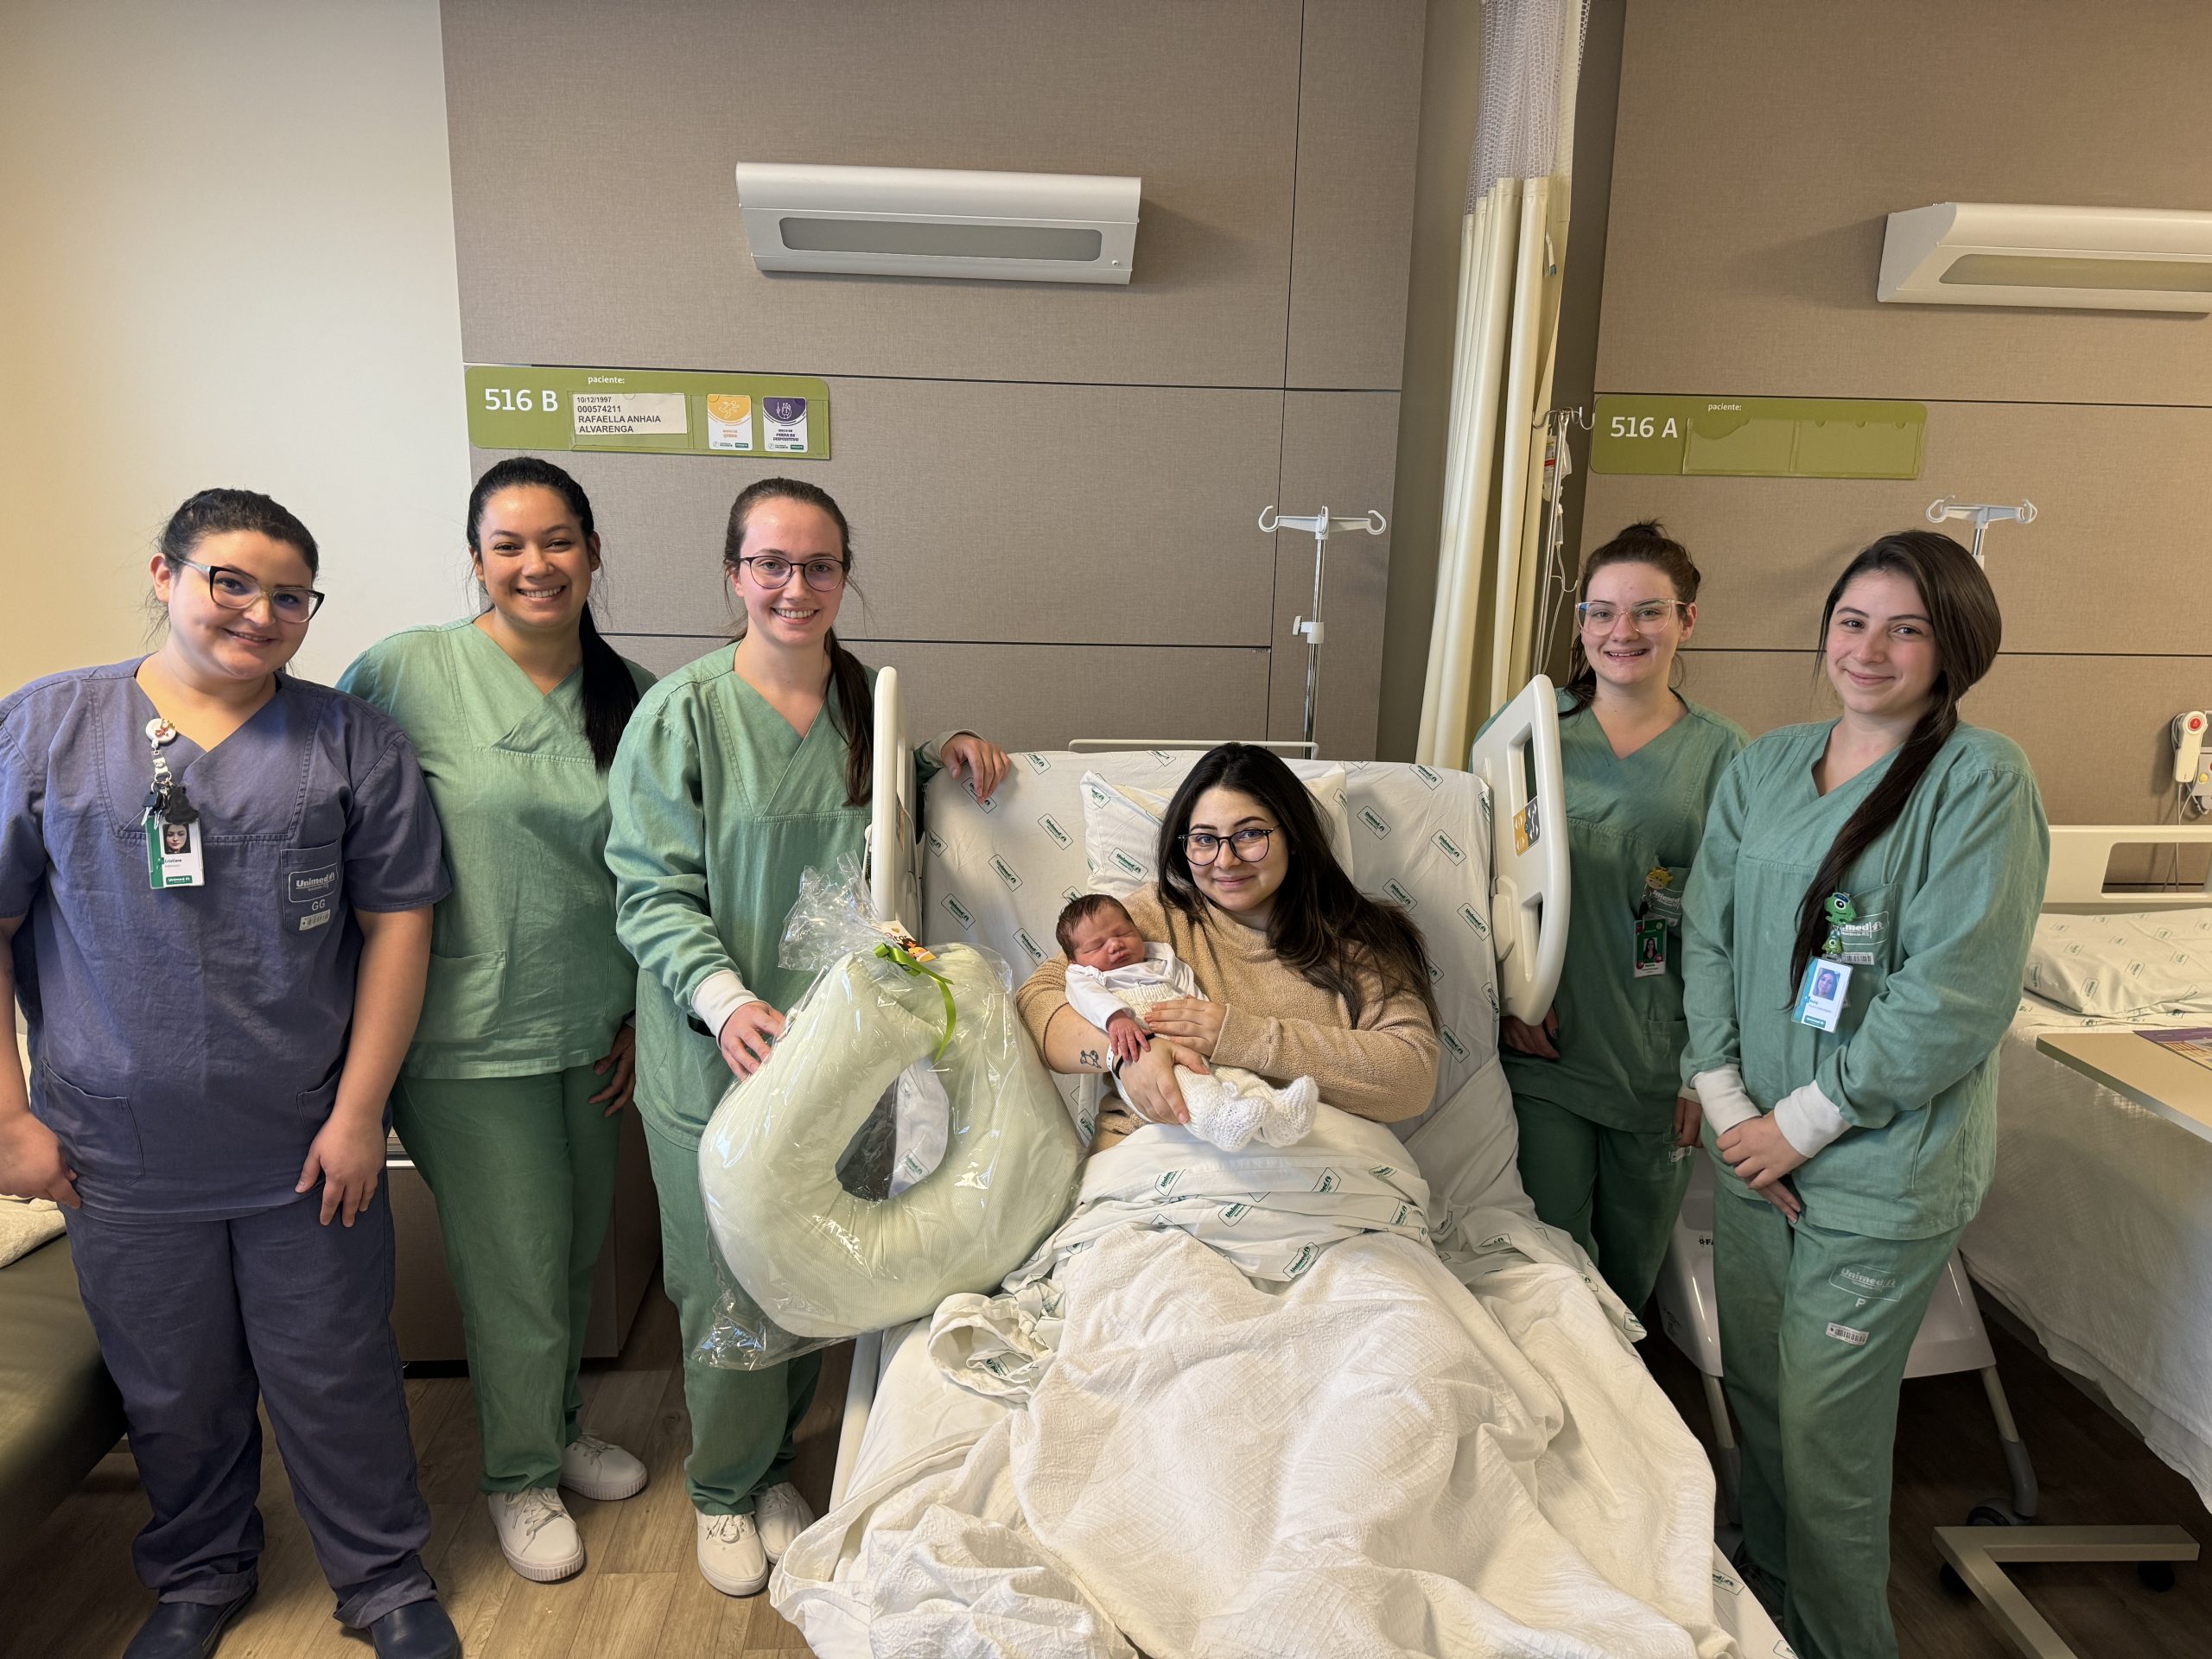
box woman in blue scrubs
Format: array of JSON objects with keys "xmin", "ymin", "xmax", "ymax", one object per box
[{"xmin": 0, "ymin": 491, "xmax": 459, "ymax": 1659}]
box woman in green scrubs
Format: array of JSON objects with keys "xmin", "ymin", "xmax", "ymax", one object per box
[
  {"xmin": 607, "ymin": 477, "xmax": 1007, "ymax": 1599},
  {"xmin": 1498, "ymin": 523, "xmax": 1745, "ymax": 1313},
  {"xmin": 340, "ymin": 458, "xmax": 653, "ymax": 1584},
  {"xmin": 1681, "ymin": 530, "xmax": 2048, "ymax": 1659}
]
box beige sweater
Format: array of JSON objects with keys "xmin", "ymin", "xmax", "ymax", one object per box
[{"xmin": 1015, "ymin": 885, "xmax": 1440, "ymax": 1148}]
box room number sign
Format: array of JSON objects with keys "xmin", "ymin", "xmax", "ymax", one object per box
[
  {"xmin": 465, "ymin": 365, "xmax": 832, "ymax": 459},
  {"xmin": 1589, "ymin": 395, "xmax": 1925, "ymax": 479}
]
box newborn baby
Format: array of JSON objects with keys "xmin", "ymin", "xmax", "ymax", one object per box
[{"xmin": 1058, "ymin": 893, "xmax": 1317, "ymax": 1151}]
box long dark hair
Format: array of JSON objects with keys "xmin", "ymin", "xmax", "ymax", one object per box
[
  {"xmin": 1560, "ymin": 520, "xmax": 1701, "ymax": 715},
  {"xmin": 1787, "ymin": 530, "xmax": 2002, "ymax": 990},
  {"xmin": 723, "ymin": 477, "xmax": 871, "ymax": 807},
  {"xmin": 1156, "ymin": 745, "xmax": 1438, "ymax": 1027},
  {"xmin": 467, "ymin": 457, "xmax": 640, "ymax": 770}
]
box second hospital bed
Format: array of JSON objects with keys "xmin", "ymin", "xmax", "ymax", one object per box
[{"xmin": 767, "ymin": 672, "xmax": 1790, "ymax": 1656}]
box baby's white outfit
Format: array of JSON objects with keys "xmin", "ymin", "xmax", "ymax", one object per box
[{"xmin": 1064, "ymin": 944, "xmax": 1318, "ymax": 1151}]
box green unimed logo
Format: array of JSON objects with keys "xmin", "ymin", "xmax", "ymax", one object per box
[
  {"xmin": 1359, "ymin": 807, "xmax": 1390, "ymax": 838},
  {"xmin": 1062, "ymin": 887, "xmax": 1083, "ymax": 905},
  {"xmin": 1459, "ymin": 903, "xmax": 1490, "ymax": 937},
  {"xmin": 1222, "ymin": 1201, "xmax": 1251, "ymax": 1224},
  {"xmin": 1014, "ymin": 930, "xmax": 1046, "ymax": 963},
  {"xmin": 1369, "ymin": 1165, "xmax": 1396, "ymax": 1179},
  {"xmin": 1433, "ymin": 830, "xmax": 1465, "ymax": 864},
  {"xmin": 1039, "ymin": 814, "xmax": 1071, "ymax": 849},
  {"xmin": 926, "ymin": 831, "xmax": 947, "ymax": 857},
  {"xmin": 991, "ymin": 855, "xmax": 1022, "ymax": 890},
  {"xmin": 1112, "ymin": 849, "xmax": 1144, "ymax": 875},
  {"xmin": 942, "ymin": 893, "xmax": 974, "ymax": 927},
  {"xmin": 1084, "ymin": 783, "xmax": 1108, "ymax": 807},
  {"xmin": 1412, "ymin": 763, "xmax": 1443, "ymax": 789},
  {"xmin": 1154, "ymin": 1170, "xmax": 1183, "ymax": 1197},
  {"xmin": 1287, "ymin": 1243, "xmax": 1319, "ymax": 1276},
  {"xmin": 1386, "ymin": 880, "xmax": 1418, "ymax": 910},
  {"xmin": 1440, "ymin": 1027, "xmax": 1468, "ymax": 1061},
  {"xmin": 1313, "ymin": 1168, "xmax": 1340, "ymax": 1193},
  {"xmin": 1024, "ymin": 753, "xmax": 1052, "ymax": 774}
]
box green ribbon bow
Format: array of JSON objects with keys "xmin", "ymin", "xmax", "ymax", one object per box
[{"xmin": 874, "ymin": 942, "xmax": 957, "ymax": 1062}]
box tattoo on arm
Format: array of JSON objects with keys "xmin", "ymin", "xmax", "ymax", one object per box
[{"xmin": 1080, "ymin": 1048, "xmax": 1103, "ymax": 1070}]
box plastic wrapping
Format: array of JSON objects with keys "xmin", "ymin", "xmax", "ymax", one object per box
[{"xmin": 696, "ymin": 868, "xmax": 1080, "ymax": 1364}]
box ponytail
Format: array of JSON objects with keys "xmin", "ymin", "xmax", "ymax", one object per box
[
  {"xmin": 1560, "ymin": 521, "xmax": 1700, "ymax": 716},
  {"xmin": 1785, "ymin": 531, "xmax": 2002, "ymax": 992},
  {"xmin": 467, "ymin": 455, "xmax": 641, "ymax": 771}
]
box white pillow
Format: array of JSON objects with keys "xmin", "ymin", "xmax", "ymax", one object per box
[
  {"xmin": 1079, "ymin": 766, "xmax": 1357, "ymax": 899},
  {"xmin": 2024, "ymin": 911, "xmax": 2212, "ymax": 1018}
]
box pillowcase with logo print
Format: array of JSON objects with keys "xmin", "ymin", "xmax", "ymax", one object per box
[{"xmin": 1078, "ymin": 766, "xmax": 1357, "ymax": 899}]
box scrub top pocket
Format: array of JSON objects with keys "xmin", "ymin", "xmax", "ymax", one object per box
[
  {"xmin": 37, "ymin": 1068, "xmax": 143, "ymax": 1182},
  {"xmin": 413, "ymin": 950, "xmax": 510, "ymax": 1048},
  {"xmin": 279, "ymin": 840, "xmax": 345, "ymax": 938}
]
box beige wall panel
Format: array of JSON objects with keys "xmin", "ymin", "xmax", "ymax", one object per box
[
  {"xmin": 608, "ymin": 636, "xmax": 1270, "ymax": 754},
  {"xmin": 442, "ymin": 0, "xmax": 1302, "ymax": 389},
  {"xmin": 1582, "ymin": 402, "xmax": 2212, "ymax": 656},
  {"xmin": 1680, "ymin": 651, "xmax": 2206, "ymax": 825},
  {"xmin": 1284, "ymin": 0, "xmax": 1426, "ymax": 391},
  {"xmin": 1268, "ymin": 391, "xmax": 1402, "ymax": 757},
  {"xmin": 1598, "ymin": 0, "xmax": 2212, "ymax": 405},
  {"xmin": 476, "ymin": 380, "xmax": 1285, "ymax": 646}
]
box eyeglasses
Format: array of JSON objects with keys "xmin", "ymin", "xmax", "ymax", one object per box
[
  {"xmin": 1184, "ymin": 826, "xmax": 1276, "ymax": 865},
  {"xmin": 737, "ymin": 555, "xmax": 848, "ymax": 592},
  {"xmin": 179, "ymin": 559, "xmax": 325, "ymax": 621},
  {"xmin": 1577, "ymin": 599, "xmax": 1685, "ymax": 632}
]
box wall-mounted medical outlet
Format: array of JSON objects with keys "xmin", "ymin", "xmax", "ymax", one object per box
[{"xmin": 2176, "ymin": 710, "xmax": 2211, "ymax": 813}]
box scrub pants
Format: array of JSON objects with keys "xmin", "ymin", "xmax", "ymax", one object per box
[
  {"xmin": 391, "ymin": 1065, "xmax": 620, "ymax": 1493},
  {"xmin": 642, "ymin": 1112, "xmax": 821, "ymax": 1516},
  {"xmin": 1513, "ymin": 1094, "xmax": 1691, "ymax": 1311},
  {"xmin": 1713, "ymin": 1185, "xmax": 1964, "ymax": 1659},
  {"xmin": 64, "ymin": 1192, "xmax": 435, "ymax": 1627}
]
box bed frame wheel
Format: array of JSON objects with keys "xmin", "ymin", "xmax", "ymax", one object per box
[
  {"xmin": 2138, "ymin": 1559, "xmax": 2177, "ymax": 1592},
  {"xmin": 1967, "ymin": 1501, "xmax": 2024, "ymax": 1528}
]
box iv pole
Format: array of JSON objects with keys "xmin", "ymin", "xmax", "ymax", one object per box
[
  {"xmin": 1257, "ymin": 504, "xmax": 1388, "ymax": 749},
  {"xmin": 1926, "ymin": 495, "xmax": 2037, "ymax": 566}
]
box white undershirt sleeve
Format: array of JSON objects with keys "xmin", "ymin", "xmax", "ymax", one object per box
[{"xmin": 690, "ymin": 969, "xmax": 758, "ymax": 1041}]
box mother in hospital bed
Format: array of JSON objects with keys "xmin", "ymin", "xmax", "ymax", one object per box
[{"xmin": 1016, "ymin": 742, "xmax": 1440, "ymax": 1149}]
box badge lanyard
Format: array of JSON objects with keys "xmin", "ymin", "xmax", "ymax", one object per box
[
  {"xmin": 1632, "ymin": 866, "xmax": 1675, "ymax": 980},
  {"xmin": 143, "ymin": 717, "xmax": 207, "ymax": 889},
  {"xmin": 1793, "ymin": 891, "xmax": 1855, "ymax": 1030}
]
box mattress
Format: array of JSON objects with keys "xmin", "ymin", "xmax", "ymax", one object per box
[{"xmin": 1962, "ymin": 985, "xmax": 2212, "ymax": 1510}]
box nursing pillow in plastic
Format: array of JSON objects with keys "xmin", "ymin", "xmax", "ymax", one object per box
[{"xmin": 699, "ymin": 941, "xmax": 1080, "ymax": 1339}]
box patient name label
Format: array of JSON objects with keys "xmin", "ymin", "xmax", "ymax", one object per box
[{"xmin": 571, "ymin": 392, "xmax": 688, "ymax": 437}]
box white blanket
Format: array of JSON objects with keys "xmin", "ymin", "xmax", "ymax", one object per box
[{"xmin": 778, "ymin": 1112, "xmax": 1737, "ymax": 1658}]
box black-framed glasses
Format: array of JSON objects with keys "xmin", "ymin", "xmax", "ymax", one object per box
[
  {"xmin": 180, "ymin": 559, "xmax": 325, "ymax": 621},
  {"xmin": 1184, "ymin": 826, "xmax": 1276, "ymax": 865},
  {"xmin": 1576, "ymin": 599, "xmax": 1685, "ymax": 632},
  {"xmin": 738, "ymin": 555, "xmax": 848, "ymax": 592}
]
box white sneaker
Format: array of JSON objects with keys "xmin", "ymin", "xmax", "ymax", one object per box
[
  {"xmin": 695, "ymin": 1508, "xmax": 768, "ymax": 1596},
  {"xmin": 559, "ymin": 1433, "xmax": 648, "ymax": 1502},
  {"xmin": 488, "ymin": 1488, "xmax": 586, "ymax": 1582},
  {"xmin": 754, "ymin": 1481, "xmax": 815, "ymax": 1561}
]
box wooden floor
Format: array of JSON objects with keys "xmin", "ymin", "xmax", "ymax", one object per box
[
  {"xmin": 0, "ymin": 1285, "xmax": 847, "ymax": 1659},
  {"xmin": 5, "ymin": 1274, "xmax": 2207, "ymax": 1657}
]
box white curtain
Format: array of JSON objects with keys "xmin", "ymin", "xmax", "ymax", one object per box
[{"xmin": 1417, "ymin": 0, "xmax": 1588, "ymax": 770}]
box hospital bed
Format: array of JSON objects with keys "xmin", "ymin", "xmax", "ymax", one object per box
[{"xmin": 774, "ymin": 670, "xmax": 1791, "ymax": 1656}]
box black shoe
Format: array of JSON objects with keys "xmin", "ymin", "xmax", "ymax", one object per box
[
  {"xmin": 368, "ymin": 1598, "xmax": 461, "ymax": 1659},
  {"xmin": 122, "ymin": 1589, "xmax": 256, "ymax": 1658}
]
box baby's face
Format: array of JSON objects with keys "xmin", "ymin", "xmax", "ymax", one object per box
[{"xmin": 1068, "ymin": 910, "xmax": 1147, "ymax": 971}]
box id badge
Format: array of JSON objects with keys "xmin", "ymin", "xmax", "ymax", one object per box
[
  {"xmin": 1794, "ymin": 957, "xmax": 1853, "ymax": 1030},
  {"xmin": 1632, "ymin": 917, "xmax": 1668, "ymax": 978},
  {"xmin": 146, "ymin": 816, "xmax": 206, "ymax": 889}
]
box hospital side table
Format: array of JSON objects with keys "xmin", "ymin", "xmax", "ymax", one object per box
[{"xmin": 1935, "ymin": 1028, "xmax": 2209, "ymax": 1658}]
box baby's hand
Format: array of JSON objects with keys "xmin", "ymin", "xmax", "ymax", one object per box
[{"xmin": 1106, "ymin": 1010, "xmax": 1150, "ymax": 1068}]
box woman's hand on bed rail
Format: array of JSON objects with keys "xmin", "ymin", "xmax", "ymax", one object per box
[
  {"xmin": 1500, "ymin": 1008, "xmax": 1560, "ymax": 1059},
  {"xmin": 1142, "ymin": 997, "xmax": 1224, "ymax": 1057},
  {"xmin": 720, "ymin": 1001, "xmax": 786, "ymax": 1079},
  {"xmin": 1120, "ymin": 1039, "xmax": 1205, "ymax": 1126}
]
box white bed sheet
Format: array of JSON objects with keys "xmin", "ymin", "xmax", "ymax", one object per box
[{"xmin": 1962, "ymin": 988, "xmax": 2212, "ymax": 1511}]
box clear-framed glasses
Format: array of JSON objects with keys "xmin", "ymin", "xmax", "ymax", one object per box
[
  {"xmin": 1577, "ymin": 599, "xmax": 1686, "ymax": 632},
  {"xmin": 1184, "ymin": 825, "xmax": 1276, "ymax": 865},
  {"xmin": 738, "ymin": 555, "xmax": 848, "ymax": 592},
  {"xmin": 179, "ymin": 558, "xmax": 325, "ymax": 621}
]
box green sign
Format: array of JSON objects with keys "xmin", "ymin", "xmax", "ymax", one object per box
[
  {"xmin": 1590, "ymin": 395, "xmax": 1924, "ymax": 480},
  {"xmin": 465, "ymin": 365, "xmax": 831, "ymax": 460}
]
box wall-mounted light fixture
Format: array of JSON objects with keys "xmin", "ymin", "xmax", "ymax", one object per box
[
  {"xmin": 734, "ymin": 162, "xmax": 1141, "ymax": 285},
  {"xmin": 1878, "ymin": 202, "xmax": 2212, "ymax": 314}
]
